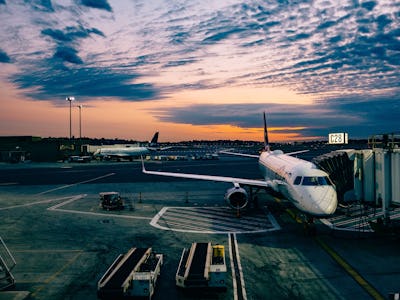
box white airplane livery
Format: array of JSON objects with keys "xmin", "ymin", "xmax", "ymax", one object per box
[
  {"xmin": 142, "ymin": 113, "xmax": 338, "ymax": 218},
  {"xmin": 94, "ymin": 132, "xmax": 167, "ymax": 160}
]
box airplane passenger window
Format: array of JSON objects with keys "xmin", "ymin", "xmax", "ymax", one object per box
[{"xmin": 293, "ymin": 176, "xmax": 302, "ymax": 185}]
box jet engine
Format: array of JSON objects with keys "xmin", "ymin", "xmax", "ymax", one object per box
[{"xmin": 225, "ymin": 185, "xmax": 248, "ymax": 210}]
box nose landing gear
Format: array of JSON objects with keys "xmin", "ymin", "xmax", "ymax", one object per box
[{"xmin": 303, "ymin": 216, "xmax": 316, "ymax": 236}]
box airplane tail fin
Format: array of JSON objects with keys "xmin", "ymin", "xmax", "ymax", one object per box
[
  {"xmin": 263, "ymin": 112, "xmax": 270, "ymax": 152},
  {"xmin": 149, "ymin": 132, "xmax": 159, "ymax": 145}
]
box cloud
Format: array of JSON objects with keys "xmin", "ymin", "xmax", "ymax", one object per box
[
  {"xmin": 154, "ymin": 103, "xmax": 337, "ymax": 127},
  {"xmin": 152, "ymin": 92, "xmax": 400, "ymax": 139},
  {"xmin": 42, "ymin": 28, "xmax": 72, "ymax": 42},
  {"xmin": 163, "ymin": 59, "xmax": 198, "ymax": 68},
  {"xmin": 0, "ymin": 0, "xmax": 399, "ymax": 140},
  {"xmin": 41, "ymin": 26, "xmax": 105, "ymax": 43},
  {"xmin": 321, "ymin": 92, "xmax": 400, "ymax": 127},
  {"xmin": 40, "ymin": 25, "xmax": 105, "ymax": 65},
  {"xmin": 80, "ymin": 0, "xmax": 112, "ymax": 12},
  {"xmin": 11, "ymin": 63, "xmax": 161, "ymax": 102},
  {"xmin": 361, "ymin": 1, "xmax": 377, "ymax": 11},
  {"xmin": 53, "ymin": 46, "xmax": 83, "ymax": 64},
  {"xmin": 25, "ymin": 0, "xmax": 54, "ymax": 12},
  {"xmin": 0, "ymin": 49, "xmax": 11, "ymax": 63},
  {"xmin": 203, "ymin": 27, "xmax": 247, "ymax": 44}
]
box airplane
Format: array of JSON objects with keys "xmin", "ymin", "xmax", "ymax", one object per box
[
  {"xmin": 142, "ymin": 113, "xmax": 338, "ymax": 221},
  {"xmin": 94, "ymin": 132, "xmax": 168, "ymax": 161}
]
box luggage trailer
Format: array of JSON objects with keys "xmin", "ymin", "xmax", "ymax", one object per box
[
  {"xmin": 176, "ymin": 242, "xmax": 227, "ymax": 291},
  {"xmin": 97, "ymin": 247, "xmax": 163, "ymax": 299}
]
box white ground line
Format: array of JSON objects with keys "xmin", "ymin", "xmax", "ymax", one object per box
[
  {"xmin": 164, "ymin": 210, "xmax": 270, "ymax": 230},
  {"xmin": 228, "ymin": 233, "xmax": 238, "ymax": 300},
  {"xmin": 229, "ymin": 233, "xmax": 247, "ymax": 300},
  {"xmin": 47, "ymin": 194, "xmax": 152, "ymax": 220},
  {"xmin": 35, "ymin": 173, "xmax": 115, "ymax": 195},
  {"xmin": 149, "ymin": 207, "xmax": 281, "ymax": 234},
  {"xmin": 319, "ymin": 219, "xmax": 374, "ymax": 232},
  {"xmin": 161, "ymin": 214, "xmax": 251, "ymax": 232},
  {"xmin": 167, "ymin": 208, "xmax": 273, "ymax": 226},
  {"xmin": 233, "ymin": 233, "xmax": 247, "ymax": 300},
  {"xmin": 47, "ymin": 194, "xmax": 86, "ymax": 210},
  {"xmin": 0, "ymin": 195, "xmax": 81, "ymax": 210},
  {"xmin": 0, "ymin": 193, "xmax": 151, "ymax": 220},
  {"xmin": 49, "ymin": 208, "xmax": 152, "ymax": 220}
]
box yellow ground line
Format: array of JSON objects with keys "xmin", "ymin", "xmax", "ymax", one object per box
[
  {"xmin": 273, "ymin": 197, "xmax": 302, "ymax": 223},
  {"xmin": 31, "ymin": 250, "xmax": 83, "ymax": 298},
  {"xmin": 314, "ymin": 237, "xmax": 385, "ymax": 300},
  {"xmin": 273, "ymin": 196, "xmax": 385, "ymax": 300}
]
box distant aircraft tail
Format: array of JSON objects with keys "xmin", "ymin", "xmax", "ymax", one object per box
[
  {"xmin": 150, "ymin": 132, "xmax": 159, "ymax": 145},
  {"xmin": 263, "ymin": 112, "xmax": 270, "ymax": 152}
]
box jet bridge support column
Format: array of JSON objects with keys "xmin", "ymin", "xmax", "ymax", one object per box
[{"xmin": 374, "ymin": 148, "xmax": 392, "ymax": 225}]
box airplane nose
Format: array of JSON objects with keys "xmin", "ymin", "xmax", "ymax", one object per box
[{"xmin": 318, "ymin": 188, "xmax": 338, "ymax": 216}]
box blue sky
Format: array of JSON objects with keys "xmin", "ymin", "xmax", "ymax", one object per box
[{"xmin": 0, "ymin": 0, "xmax": 399, "ymax": 141}]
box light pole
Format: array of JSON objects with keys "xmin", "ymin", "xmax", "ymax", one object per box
[
  {"xmin": 66, "ymin": 96, "xmax": 75, "ymax": 139},
  {"xmin": 77, "ymin": 104, "xmax": 82, "ymax": 139}
]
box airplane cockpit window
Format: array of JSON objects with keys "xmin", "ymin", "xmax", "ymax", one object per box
[
  {"xmin": 302, "ymin": 176, "xmax": 332, "ymax": 186},
  {"xmin": 302, "ymin": 177, "xmax": 318, "ymax": 185},
  {"xmin": 318, "ymin": 176, "xmax": 332, "ymax": 185},
  {"xmin": 293, "ymin": 176, "xmax": 302, "ymax": 185}
]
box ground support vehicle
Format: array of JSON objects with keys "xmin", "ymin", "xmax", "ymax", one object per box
[
  {"xmin": 97, "ymin": 247, "xmax": 163, "ymax": 299},
  {"xmin": 99, "ymin": 192, "xmax": 124, "ymax": 210},
  {"xmin": 176, "ymin": 242, "xmax": 226, "ymax": 291}
]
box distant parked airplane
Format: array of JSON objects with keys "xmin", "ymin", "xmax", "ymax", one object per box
[
  {"xmin": 94, "ymin": 132, "xmax": 168, "ymax": 161},
  {"xmin": 142, "ymin": 113, "xmax": 338, "ymax": 221}
]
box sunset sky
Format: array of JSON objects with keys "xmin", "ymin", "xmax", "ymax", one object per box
[{"xmin": 0, "ymin": 0, "xmax": 399, "ymax": 142}]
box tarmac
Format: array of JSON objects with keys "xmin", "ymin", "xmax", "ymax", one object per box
[{"xmin": 0, "ymin": 158, "xmax": 399, "ymax": 299}]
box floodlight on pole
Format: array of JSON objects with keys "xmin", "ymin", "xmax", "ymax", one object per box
[
  {"xmin": 77, "ymin": 104, "xmax": 83, "ymax": 139},
  {"xmin": 66, "ymin": 96, "xmax": 75, "ymax": 139}
]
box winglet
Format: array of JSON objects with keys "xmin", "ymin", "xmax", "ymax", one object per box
[{"xmin": 263, "ymin": 111, "xmax": 270, "ymax": 152}]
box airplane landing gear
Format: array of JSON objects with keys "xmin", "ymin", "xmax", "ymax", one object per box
[
  {"xmin": 249, "ymin": 187, "xmax": 261, "ymax": 209},
  {"xmin": 303, "ymin": 216, "xmax": 317, "ymax": 236}
]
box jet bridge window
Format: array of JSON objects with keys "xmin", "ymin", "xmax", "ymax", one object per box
[{"xmin": 302, "ymin": 176, "xmax": 332, "ymax": 186}]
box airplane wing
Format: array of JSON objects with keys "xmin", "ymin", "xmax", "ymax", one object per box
[
  {"xmin": 219, "ymin": 150, "xmax": 259, "ymax": 158},
  {"xmin": 220, "ymin": 149, "xmax": 309, "ymax": 157},
  {"xmin": 147, "ymin": 146, "xmax": 174, "ymax": 151},
  {"xmin": 141, "ymin": 160, "xmax": 271, "ymax": 188},
  {"xmin": 286, "ymin": 149, "xmax": 309, "ymax": 156}
]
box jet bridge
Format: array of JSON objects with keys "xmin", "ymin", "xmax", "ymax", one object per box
[
  {"xmin": 313, "ymin": 150, "xmax": 354, "ymax": 202},
  {"xmin": 314, "ymin": 134, "xmax": 400, "ymax": 206},
  {"xmin": 314, "ymin": 133, "xmax": 400, "ymax": 231}
]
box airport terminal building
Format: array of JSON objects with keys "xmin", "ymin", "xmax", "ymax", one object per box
[{"xmin": 0, "ymin": 136, "xmax": 81, "ymax": 162}]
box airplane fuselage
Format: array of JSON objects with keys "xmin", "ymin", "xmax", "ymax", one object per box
[
  {"xmin": 94, "ymin": 147, "xmax": 150, "ymax": 159},
  {"xmin": 141, "ymin": 114, "xmax": 338, "ymax": 218},
  {"xmin": 259, "ymin": 150, "xmax": 338, "ymax": 217}
]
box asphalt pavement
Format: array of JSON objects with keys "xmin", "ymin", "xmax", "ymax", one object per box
[{"xmin": 0, "ymin": 158, "xmax": 399, "ymax": 300}]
